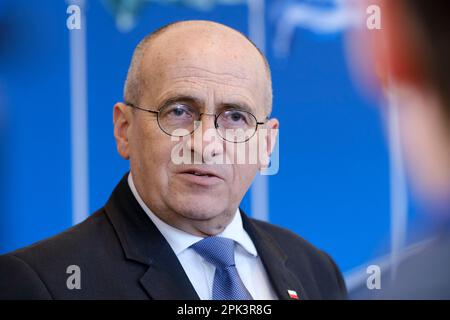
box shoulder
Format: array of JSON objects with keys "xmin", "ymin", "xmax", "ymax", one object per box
[
  {"xmin": 248, "ymin": 218, "xmax": 348, "ymax": 299},
  {"xmin": 0, "ymin": 253, "xmax": 52, "ymax": 299},
  {"xmin": 0, "ymin": 209, "xmax": 116, "ymax": 299},
  {"xmin": 8, "ymin": 209, "xmax": 113, "ymax": 262},
  {"xmin": 249, "ymin": 217, "xmax": 328, "ymax": 260}
]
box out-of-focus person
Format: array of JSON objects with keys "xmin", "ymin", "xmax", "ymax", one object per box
[{"xmin": 347, "ymin": 0, "xmax": 450, "ymax": 299}]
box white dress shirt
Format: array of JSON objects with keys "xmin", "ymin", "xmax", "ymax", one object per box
[{"xmin": 128, "ymin": 173, "xmax": 278, "ymax": 300}]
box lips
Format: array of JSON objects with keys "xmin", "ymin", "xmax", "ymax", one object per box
[
  {"xmin": 179, "ymin": 167, "xmax": 223, "ymax": 179},
  {"xmin": 177, "ymin": 167, "xmax": 224, "ymax": 186}
]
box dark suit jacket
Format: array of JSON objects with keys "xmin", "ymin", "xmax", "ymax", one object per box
[
  {"xmin": 0, "ymin": 173, "xmax": 347, "ymax": 300},
  {"xmin": 383, "ymin": 231, "xmax": 450, "ymax": 300}
]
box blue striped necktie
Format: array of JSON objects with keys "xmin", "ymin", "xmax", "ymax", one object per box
[{"xmin": 191, "ymin": 236, "xmax": 253, "ymax": 300}]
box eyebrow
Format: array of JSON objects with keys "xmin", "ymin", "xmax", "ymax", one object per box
[
  {"xmin": 158, "ymin": 94, "xmax": 202, "ymax": 110},
  {"xmin": 159, "ymin": 94, "xmax": 257, "ymax": 115}
]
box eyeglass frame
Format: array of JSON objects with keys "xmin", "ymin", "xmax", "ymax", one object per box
[{"xmin": 125, "ymin": 101, "xmax": 268, "ymax": 143}]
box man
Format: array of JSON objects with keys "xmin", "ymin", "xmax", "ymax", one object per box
[
  {"xmin": 347, "ymin": 1, "xmax": 450, "ymax": 298},
  {"xmin": 0, "ymin": 20, "xmax": 346, "ymax": 300}
]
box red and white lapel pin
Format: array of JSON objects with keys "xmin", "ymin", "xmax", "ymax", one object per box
[{"xmin": 287, "ymin": 289, "xmax": 300, "ymax": 300}]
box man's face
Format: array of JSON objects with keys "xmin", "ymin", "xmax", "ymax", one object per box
[{"xmin": 114, "ymin": 23, "xmax": 278, "ymax": 235}]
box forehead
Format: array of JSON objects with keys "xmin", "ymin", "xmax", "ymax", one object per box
[{"xmin": 138, "ymin": 26, "xmax": 269, "ymax": 113}]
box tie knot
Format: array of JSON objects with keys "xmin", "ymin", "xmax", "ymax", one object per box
[{"xmin": 191, "ymin": 236, "xmax": 236, "ymax": 268}]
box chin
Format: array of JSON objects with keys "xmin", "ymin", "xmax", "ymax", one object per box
[{"xmin": 170, "ymin": 192, "xmax": 230, "ymax": 221}]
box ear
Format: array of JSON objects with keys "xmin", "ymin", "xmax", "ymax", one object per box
[
  {"xmin": 113, "ymin": 102, "xmax": 131, "ymax": 160},
  {"xmin": 345, "ymin": 0, "xmax": 427, "ymax": 93},
  {"xmin": 374, "ymin": 0, "xmax": 427, "ymax": 87},
  {"xmin": 259, "ymin": 118, "xmax": 279, "ymax": 170}
]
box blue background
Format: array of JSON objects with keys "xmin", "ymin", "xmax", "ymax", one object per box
[{"xmin": 0, "ymin": 0, "xmax": 396, "ymax": 283}]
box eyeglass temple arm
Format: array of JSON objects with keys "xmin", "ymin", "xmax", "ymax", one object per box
[
  {"xmin": 126, "ymin": 102, "xmax": 158, "ymax": 115},
  {"xmin": 257, "ymin": 116, "xmax": 271, "ymax": 125}
]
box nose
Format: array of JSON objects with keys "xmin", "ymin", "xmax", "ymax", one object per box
[
  {"xmin": 190, "ymin": 113, "xmax": 224, "ymax": 164},
  {"xmin": 199, "ymin": 113, "xmax": 217, "ymax": 130}
]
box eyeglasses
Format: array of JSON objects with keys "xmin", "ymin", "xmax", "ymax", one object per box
[{"xmin": 126, "ymin": 101, "xmax": 267, "ymax": 143}]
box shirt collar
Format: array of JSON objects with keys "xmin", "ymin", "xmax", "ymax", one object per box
[{"xmin": 128, "ymin": 173, "xmax": 257, "ymax": 257}]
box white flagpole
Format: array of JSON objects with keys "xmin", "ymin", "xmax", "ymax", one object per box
[
  {"xmin": 68, "ymin": 0, "xmax": 89, "ymax": 225},
  {"xmin": 247, "ymin": 0, "xmax": 269, "ymax": 222}
]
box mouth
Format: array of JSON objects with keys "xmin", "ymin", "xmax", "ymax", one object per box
[{"xmin": 177, "ymin": 168, "xmax": 224, "ymax": 186}]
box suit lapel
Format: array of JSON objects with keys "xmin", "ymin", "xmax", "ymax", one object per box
[
  {"xmin": 139, "ymin": 244, "xmax": 200, "ymax": 300},
  {"xmin": 105, "ymin": 172, "xmax": 313, "ymax": 300},
  {"xmin": 241, "ymin": 211, "xmax": 311, "ymax": 300},
  {"xmin": 105, "ymin": 173, "xmax": 199, "ymax": 300}
]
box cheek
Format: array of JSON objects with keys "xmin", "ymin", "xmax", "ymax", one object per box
[
  {"xmin": 233, "ymin": 164, "xmax": 258, "ymax": 189},
  {"xmin": 145, "ymin": 139, "xmax": 174, "ymax": 173},
  {"xmin": 130, "ymin": 125, "xmax": 173, "ymax": 181}
]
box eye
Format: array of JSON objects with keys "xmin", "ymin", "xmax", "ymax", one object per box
[
  {"xmin": 222, "ymin": 110, "xmax": 251, "ymax": 125},
  {"xmin": 162, "ymin": 104, "xmax": 195, "ymax": 120},
  {"xmin": 171, "ymin": 106, "xmax": 188, "ymax": 117},
  {"xmin": 229, "ymin": 112, "xmax": 245, "ymax": 122}
]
